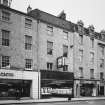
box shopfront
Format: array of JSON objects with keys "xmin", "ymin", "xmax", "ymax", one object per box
[
  {"xmin": 0, "ymin": 69, "xmax": 39, "ymax": 100},
  {"xmin": 41, "ymin": 70, "xmax": 74, "ymax": 98},
  {"xmin": 80, "ymin": 80, "xmax": 97, "ymax": 97}
]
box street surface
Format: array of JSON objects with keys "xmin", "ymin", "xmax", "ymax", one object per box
[{"xmin": 7, "ymin": 100, "xmax": 105, "ymax": 105}]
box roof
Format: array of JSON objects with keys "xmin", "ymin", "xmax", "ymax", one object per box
[
  {"xmin": 0, "ymin": 4, "xmax": 31, "ymax": 18},
  {"xmin": 28, "ymin": 9, "xmax": 75, "ymax": 32}
]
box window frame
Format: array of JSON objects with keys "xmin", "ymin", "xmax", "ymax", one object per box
[
  {"xmin": 25, "ymin": 35, "xmax": 32, "ymax": 50},
  {"xmin": 25, "ymin": 59, "xmax": 33, "ymax": 70},
  {"xmin": 2, "ymin": 10, "xmax": 10, "ymax": 21},
  {"xmin": 2, "ymin": 30, "xmax": 10, "ymax": 46},
  {"xmin": 47, "ymin": 62, "xmax": 53, "ymax": 70},
  {"xmin": 47, "ymin": 41, "xmax": 53, "ymax": 55},
  {"xmin": 25, "ymin": 18, "xmax": 32, "ymax": 28},
  {"xmin": 1, "ymin": 56, "xmax": 10, "ymax": 68},
  {"xmin": 63, "ymin": 45, "xmax": 68, "ymax": 57},
  {"xmin": 47, "ymin": 25, "xmax": 53, "ymax": 35}
]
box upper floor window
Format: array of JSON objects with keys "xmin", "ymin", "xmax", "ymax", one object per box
[
  {"xmin": 47, "ymin": 25, "xmax": 53, "ymax": 35},
  {"xmin": 1, "ymin": 56, "xmax": 10, "ymax": 68},
  {"xmin": 63, "ymin": 31, "xmax": 68, "ymax": 40},
  {"xmin": 25, "ymin": 59, "xmax": 32, "ymax": 70},
  {"xmin": 90, "ymin": 52, "xmax": 94, "ymax": 64},
  {"xmin": 25, "ymin": 18, "xmax": 32, "ymax": 28},
  {"xmin": 63, "ymin": 45, "xmax": 68, "ymax": 57},
  {"xmin": 2, "ymin": 30, "xmax": 10, "ymax": 46},
  {"xmin": 90, "ymin": 38, "xmax": 94, "ymax": 48},
  {"xmin": 79, "ymin": 50, "xmax": 83, "ymax": 63},
  {"xmin": 79, "ymin": 67, "xmax": 83, "ymax": 78},
  {"xmin": 100, "ymin": 45, "xmax": 104, "ymax": 56},
  {"xmin": 90, "ymin": 69, "xmax": 94, "ymax": 79},
  {"xmin": 100, "ymin": 59, "xmax": 104, "ymax": 68},
  {"xmin": 100, "ymin": 72, "xmax": 104, "ymax": 80},
  {"xmin": 47, "ymin": 62, "xmax": 53, "ymax": 70},
  {"xmin": 25, "ymin": 35, "xmax": 32, "ymax": 50},
  {"xmin": 47, "ymin": 41, "xmax": 53, "ymax": 55},
  {"xmin": 79, "ymin": 35, "xmax": 83, "ymax": 45},
  {"xmin": 2, "ymin": 11, "xmax": 10, "ymax": 21},
  {"xmin": 63, "ymin": 65, "xmax": 68, "ymax": 71}
]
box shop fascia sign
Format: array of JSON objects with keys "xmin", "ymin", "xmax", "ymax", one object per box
[
  {"xmin": 57, "ymin": 56, "xmax": 65, "ymax": 68},
  {"xmin": 0, "ymin": 72, "xmax": 14, "ymax": 77}
]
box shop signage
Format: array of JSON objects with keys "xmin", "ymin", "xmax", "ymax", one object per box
[
  {"xmin": 41, "ymin": 87, "xmax": 72, "ymax": 95},
  {"xmin": 0, "ymin": 72, "xmax": 14, "ymax": 77},
  {"xmin": 57, "ymin": 56, "xmax": 65, "ymax": 68}
]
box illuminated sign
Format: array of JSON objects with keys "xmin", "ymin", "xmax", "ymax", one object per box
[{"xmin": 57, "ymin": 56, "xmax": 65, "ymax": 68}]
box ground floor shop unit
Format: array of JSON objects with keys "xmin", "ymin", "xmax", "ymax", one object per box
[
  {"xmin": 0, "ymin": 69, "xmax": 39, "ymax": 100},
  {"xmin": 74, "ymin": 79, "xmax": 101, "ymax": 97},
  {"xmin": 40, "ymin": 70, "xmax": 74, "ymax": 98}
]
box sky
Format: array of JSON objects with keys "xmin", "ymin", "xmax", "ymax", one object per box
[{"xmin": 11, "ymin": 0, "xmax": 105, "ymax": 32}]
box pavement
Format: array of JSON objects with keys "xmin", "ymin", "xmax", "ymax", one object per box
[{"xmin": 0, "ymin": 97, "xmax": 105, "ymax": 104}]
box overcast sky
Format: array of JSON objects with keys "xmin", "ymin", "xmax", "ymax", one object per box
[{"xmin": 11, "ymin": 0, "xmax": 105, "ymax": 32}]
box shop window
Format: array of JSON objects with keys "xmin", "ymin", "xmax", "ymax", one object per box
[
  {"xmin": 2, "ymin": 11, "xmax": 10, "ymax": 21},
  {"xmin": 25, "ymin": 35, "xmax": 32, "ymax": 50},
  {"xmin": 25, "ymin": 59, "xmax": 32, "ymax": 70},
  {"xmin": 1, "ymin": 56, "xmax": 10, "ymax": 68},
  {"xmin": 63, "ymin": 45, "xmax": 68, "ymax": 57},
  {"xmin": 47, "ymin": 41, "xmax": 53, "ymax": 55},
  {"xmin": 2, "ymin": 30, "xmax": 10, "ymax": 46},
  {"xmin": 25, "ymin": 18, "xmax": 32, "ymax": 28},
  {"xmin": 47, "ymin": 25, "xmax": 53, "ymax": 35},
  {"xmin": 47, "ymin": 62, "xmax": 53, "ymax": 70}
]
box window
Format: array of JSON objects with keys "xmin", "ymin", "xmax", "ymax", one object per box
[
  {"xmin": 90, "ymin": 38, "xmax": 94, "ymax": 48},
  {"xmin": 47, "ymin": 41, "xmax": 53, "ymax": 55},
  {"xmin": 2, "ymin": 30, "xmax": 10, "ymax": 46},
  {"xmin": 63, "ymin": 45, "xmax": 68, "ymax": 57},
  {"xmin": 79, "ymin": 50, "xmax": 83, "ymax": 63},
  {"xmin": 47, "ymin": 25, "xmax": 53, "ymax": 35},
  {"xmin": 90, "ymin": 52, "xmax": 94, "ymax": 64},
  {"xmin": 100, "ymin": 45, "xmax": 104, "ymax": 56},
  {"xmin": 79, "ymin": 67, "xmax": 83, "ymax": 78},
  {"xmin": 25, "ymin": 59, "xmax": 32, "ymax": 70},
  {"xmin": 1, "ymin": 56, "xmax": 10, "ymax": 68},
  {"xmin": 2, "ymin": 11, "xmax": 10, "ymax": 21},
  {"xmin": 3, "ymin": 0, "xmax": 8, "ymax": 6},
  {"xmin": 47, "ymin": 62, "xmax": 53, "ymax": 70},
  {"xmin": 25, "ymin": 35, "xmax": 32, "ymax": 50},
  {"xmin": 90, "ymin": 69, "xmax": 94, "ymax": 79},
  {"xmin": 25, "ymin": 18, "xmax": 32, "ymax": 28},
  {"xmin": 63, "ymin": 31, "xmax": 68, "ymax": 40},
  {"xmin": 79, "ymin": 35, "xmax": 83, "ymax": 45},
  {"xmin": 100, "ymin": 72, "xmax": 104, "ymax": 80},
  {"xmin": 63, "ymin": 65, "xmax": 68, "ymax": 71},
  {"xmin": 100, "ymin": 59, "xmax": 104, "ymax": 68}
]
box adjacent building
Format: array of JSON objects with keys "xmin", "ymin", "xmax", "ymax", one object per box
[{"xmin": 0, "ymin": 0, "xmax": 105, "ymax": 100}]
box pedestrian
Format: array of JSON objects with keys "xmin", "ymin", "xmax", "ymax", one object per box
[{"xmin": 16, "ymin": 89, "xmax": 20, "ymax": 100}]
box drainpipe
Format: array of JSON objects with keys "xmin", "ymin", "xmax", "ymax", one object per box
[{"xmin": 36, "ymin": 19, "xmax": 40, "ymax": 99}]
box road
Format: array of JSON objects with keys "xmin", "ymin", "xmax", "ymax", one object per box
[{"xmin": 8, "ymin": 100, "xmax": 105, "ymax": 105}]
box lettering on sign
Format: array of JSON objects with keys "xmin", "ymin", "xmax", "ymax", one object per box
[{"xmin": 0, "ymin": 72, "xmax": 14, "ymax": 77}]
